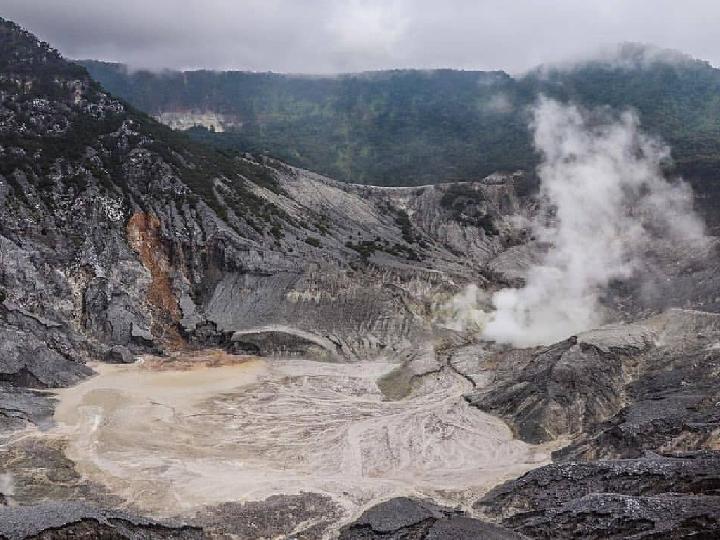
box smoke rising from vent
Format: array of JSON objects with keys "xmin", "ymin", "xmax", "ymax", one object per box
[
  {"xmin": 0, "ymin": 473, "xmax": 14, "ymax": 501},
  {"xmin": 482, "ymin": 98, "xmax": 706, "ymax": 347}
]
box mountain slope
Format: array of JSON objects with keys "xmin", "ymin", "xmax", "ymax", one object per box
[
  {"xmin": 82, "ymin": 46, "xmax": 720, "ymax": 200},
  {"xmin": 0, "ymin": 17, "xmax": 542, "ymax": 536},
  {"xmin": 522, "ymin": 44, "xmax": 720, "ymax": 213},
  {"xmin": 0, "ymin": 15, "xmax": 526, "ymax": 419},
  {"xmin": 81, "ymin": 61, "xmax": 536, "ymax": 185}
]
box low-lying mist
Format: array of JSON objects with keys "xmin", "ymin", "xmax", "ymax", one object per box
[{"xmin": 466, "ymin": 98, "xmax": 706, "ymax": 347}]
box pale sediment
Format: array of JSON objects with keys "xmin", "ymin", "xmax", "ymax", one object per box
[{"xmin": 50, "ymin": 351, "xmax": 549, "ymax": 529}]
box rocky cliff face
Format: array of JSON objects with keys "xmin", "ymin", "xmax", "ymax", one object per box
[
  {"xmin": 0, "ymin": 19, "xmax": 530, "ymax": 537},
  {"xmin": 0, "ymin": 17, "xmax": 529, "ymax": 433},
  {"xmin": 461, "ymin": 308, "xmax": 720, "ymax": 538}
]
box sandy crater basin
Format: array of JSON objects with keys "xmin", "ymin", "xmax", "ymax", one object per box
[{"xmin": 52, "ymin": 350, "xmax": 548, "ymax": 520}]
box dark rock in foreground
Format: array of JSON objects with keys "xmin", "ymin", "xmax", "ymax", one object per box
[
  {"xmin": 462, "ymin": 312, "xmax": 720, "ymax": 539},
  {"xmin": 0, "ymin": 502, "xmax": 202, "ymax": 540},
  {"xmin": 464, "ymin": 336, "xmax": 627, "ymax": 444},
  {"xmin": 466, "ymin": 310, "xmax": 720, "ymax": 454},
  {"xmin": 340, "ymin": 497, "xmax": 525, "ymax": 539},
  {"xmin": 191, "ymin": 493, "xmax": 344, "ymax": 539},
  {"xmin": 475, "ymin": 452, "xmax": 720, "ymax": 539},
  {"xmin": 104, "ymin": 345, "xmax": 135, "ymax": 364},
  {"xmin": 506, "ymin": 494, "xmax": 720, "ymax": 539},
  {"xmin": 0, "ymin": 385, "xmax": 55, "ymax": 432},
  {"xmin": 555, "ymin": 338, "xmax": 720, "ymax": 462}
]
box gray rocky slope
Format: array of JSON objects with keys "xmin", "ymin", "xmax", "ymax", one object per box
[
  {"xmin": 0, "ymin": 16, "xmax": 532, "ymax": 428},
  {"xmin": 2, "ymin": 16, "xmax": 720, "ymax": 539},
  {"xmin": 467, "ymin": 309, "xmax": 720, "ymax": 538}
]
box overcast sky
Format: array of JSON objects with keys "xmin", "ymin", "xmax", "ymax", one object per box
[{"xmin": 2, "ymin": 0, "xmax": 719, "ymax": 73}]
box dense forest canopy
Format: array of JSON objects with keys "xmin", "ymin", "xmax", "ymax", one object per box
[{"xmin": 81, "ymin": 45, "xmax": 720, "ymax": 189}]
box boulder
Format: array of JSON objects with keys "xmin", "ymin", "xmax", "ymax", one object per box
[
  {"xmin": 104, "ymin": 345, "xmax": 135, "ymax": 364},
  {"xmin": 340, "ymin": 497, "xmax": 525, "ymax": 540}
]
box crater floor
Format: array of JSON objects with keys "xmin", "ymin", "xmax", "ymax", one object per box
[{"xmin": 51, "ymin": 350, "xmax": 549, "ymax": 528}]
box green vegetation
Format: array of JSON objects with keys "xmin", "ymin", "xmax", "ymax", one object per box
[
  {"xmin": 391, "ymin": 208, "xmax": 416, "ymax": 244},
  {"xmin": 345, "ymin": 239, "xmax": 420, "ymax": 261},
  {"xmin": 82, "ymin": 62, "xmax": 534, "ymax": 186},
  {"xmin": 82, "ymin": 51, "xmax": 720, "ymax": 195},
  {"xmin": 0, "ymin": 17, "xmax": 292, "ymax": 232},
  {"xmin": 439, "ymin": 183, "xmax": 498, "ymax": 235},
  {"xmin": 304, "ymin": 236, "xmax": 321, "ymax": 247},
  {"xmin": 314, "ymin": 214, "xmax": 332, "ymax": 235},
  {"xmin": 440, "ymin": 183, "xmax": 485, "ymax": 210},
  {"xmin": 270, "ymin": 223, "xmax": 284, "ymax": 239},
  {"xmin": 127, "ymin": 109, "xmax": 285, "ymax": 215},
  {"xmin": 520, "ymin": 50, "xmax": 720, "ymax": 190},
  {"xmin": 6, "ymin": 18, "xmax": 720, "ymax": 234}
]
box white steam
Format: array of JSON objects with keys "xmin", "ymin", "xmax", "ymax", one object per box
[
  {"xmin": 0, "ymin": 473, "xmax": 14, "ymax": 503},
  {"xmin": 434, "ymin": 284, "xmax": 489, "ymax": 332},
  {"xmin": 482, "ymin": 98, "xmax": 705, "ymax": 347}
]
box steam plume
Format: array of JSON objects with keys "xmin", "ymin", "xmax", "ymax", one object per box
[{"xmin": 482, "ymin": 97, "xmax": 705, "ymax": 347}]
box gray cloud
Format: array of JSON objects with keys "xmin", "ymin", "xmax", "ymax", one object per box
[{"xmin": 2, "ymin": 0, "xmax": 720, "ymax": 73}]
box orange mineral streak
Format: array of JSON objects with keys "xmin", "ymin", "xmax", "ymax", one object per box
[{"xmin": 126, "ymin": 212, "xmax": 185, "ymax": 350}]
